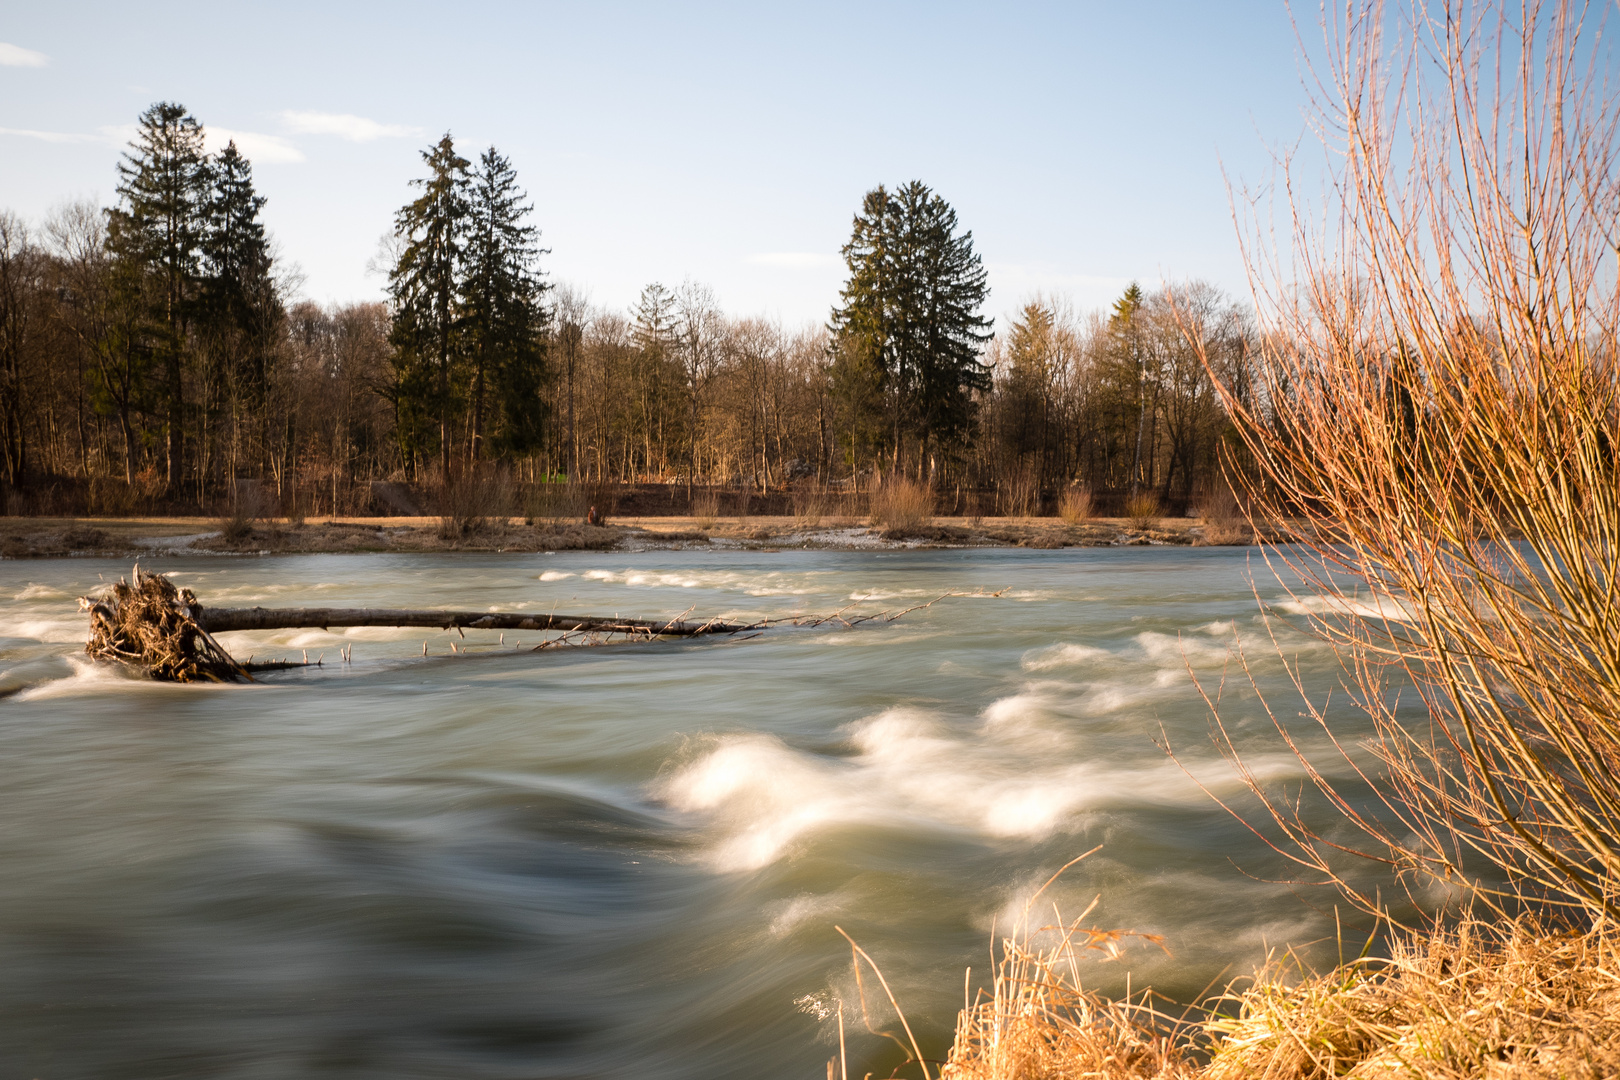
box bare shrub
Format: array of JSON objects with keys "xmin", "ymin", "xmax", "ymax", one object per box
[
  {"xmin": 1057, "ymin": 485, "xmax": 1093, "ymax": 524},
  {"xmin": 791, "ymin": 482, "xmax": 826, "ymax": 528},
  {"xmin": 691, "ymin": 489, "xmax": 720, "ymax": 530},
  {"xmin": 525, "ymin": 482, "xmax": 585, "ymax": 524},
  {"xmin": 60, "ymin": 524, "xmax": 111, "ymax": 550},
  {"xmin": 1123, "ymin": 491, "xmax": 1160, "ymax": 530},
  {"xmin": 868, "ymin": 475, "xmax": 934, "ymax": 533},
  {"xmin": 433, "ymin": 468, "xmax": 514, "ymax": 539},
  {"xmin": 218, "ymin": 513, "xmax": 253, "ymax": 545},
  {"xmin": 217, "ymin": 480, "xmax": 270, "ymax": 545},
  {"xmin": 87, "ymin": 477, "xmax": 143, "ymax": 516},
  {"xmin": 999, "ymin": 466, "xmax": 1039, "ymax": 517},
  {"xmin": 1195, "ymin": 483, "xmax": 1250, "ymax": 546},
  {"xmin": 1200, "ymin": 0, "xmax": 1620, "ymax": 920}
]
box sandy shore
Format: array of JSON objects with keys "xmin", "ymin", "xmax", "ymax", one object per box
[{"xmin": 0, "ymin": 513, "xmax": 1248, "ymax": 558}]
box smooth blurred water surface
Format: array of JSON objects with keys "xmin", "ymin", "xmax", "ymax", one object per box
[{"xmin": 0, "ymin": 547, "xmax": 1360, "ymax": 1079}]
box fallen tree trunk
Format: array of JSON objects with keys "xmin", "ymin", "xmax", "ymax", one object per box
[
  {"xmin": 83, "ymin": 566, "xmax": 757, "ymax": 683},
  {"xmin": 196, "ymin": 607, "xmax": 753, "ymax": 636}
]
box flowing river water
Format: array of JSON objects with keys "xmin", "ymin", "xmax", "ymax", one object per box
[{"xmin": 0, "ymin": 547, "xmax": 1372, "ymax": 1078}]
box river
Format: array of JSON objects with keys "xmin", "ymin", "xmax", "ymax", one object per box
[{"xmin": 1, "ymin": 546, "xmax": 1367, "ymax": 1078}]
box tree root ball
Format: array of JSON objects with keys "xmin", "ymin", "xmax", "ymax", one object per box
[{"xmin": 81, "ymin": 567, "xmax": 249, "ymax": 683}]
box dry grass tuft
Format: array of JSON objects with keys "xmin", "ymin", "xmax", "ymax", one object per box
[
  {"xmin": 1204, "ymin": 915, "xmax": 1620, "ymax": 1080},
  {"xmin": 939, "ymin": 852, "xmax": 1189, "ymax": 1080},
  {"xmin": 1058, "ymin": 486, "xmax": 1094, "ymax": 525},
  {"xmin": 1124, "ymin": 492, "xmax": 1161, "ymax": 531},
  {"xmin": 939, "ymin": 912, "xmax": 1620, "ymax": 1080},
  {"xmin": 942, "ymin": 932, "xmax": 1188, "ymax": 1080},
  {"xmin": 870, "ymin": 476, "xmax": 935, "ymax": 533}
]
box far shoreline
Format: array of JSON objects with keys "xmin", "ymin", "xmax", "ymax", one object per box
[{"xmin": 0, "ymin": 514, "xmax": 1260, "ymax": 559}]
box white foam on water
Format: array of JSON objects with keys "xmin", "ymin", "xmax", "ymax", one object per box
[
  {"xmin": 1275, "ymin": 594, "xmax": 1416, "ymax": 622},
  {"xmin": 1081, "ymin": 671, "xmax": 1184, "ymax": 714},
  {"xmin": 538, "ymin": 571, "xmax": 574, "ymax": 581},
  {"xmin": 14, "ymin": 583, "xmax": 69, "ymax": 601},
  {"xmin": 766, "ymin": 892, "xmax": 848, "ymax": 937},
  {"xmin": 1199, "ymin": 620, "xmax": 1237, "ymax": 635},
  {"xmin": 980, "ymin": 692, "xmax": 1077, "ymax": 752},
  {"xmin": 9, "ymin": 617, "xmax": 85, "ymax": 644},
  {"xmin": 11, "ymin": 654, "xmax": 145, "ymax": 700},
  {"xmin": 1021, "ymin": 643, "xmax": 1114, "ymax": 671},
  {"xmin": 656, "ymin": 704, "xmax": 1221, "ymax": 873},
  {"xmin": 1134, "ymin": 631, "xmax": 1236, "ymax": 667}
]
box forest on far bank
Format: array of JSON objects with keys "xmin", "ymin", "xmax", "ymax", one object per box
[{"xmin": 0, "ymin": 103, "xmax": 1260, "ymax": 520}]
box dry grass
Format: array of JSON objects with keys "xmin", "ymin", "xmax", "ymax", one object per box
[
  {"xmin": 937, "ymin": 912, "xmax": 1620, "ymax": 1080},
  {"xmin": 1057, "ymin": 486, "xmax": 1094, "ymax": 525},
  {"xmin": 1124, "ymin": 492, "xmax": 1161, "ymax": 531},
  {"xmin": 941, "ymin": 904, "xmax": 1187, "ymax": 1080},
  {"xmin": 1204, "ymin": 915, "xmax": 1620, "ymax": 1080},
  {"xmin": 869, "ymin": 476, "xmax": 935, "ymax": 533}
]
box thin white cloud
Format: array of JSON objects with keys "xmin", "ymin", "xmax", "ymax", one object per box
[
  {"xmin": 746, "ymin": 252, "xmax": 841, "ymax": 269},
  {"xmin": 205, "ymin": 126, "xmax": 305, "ymax": 164},
  {"xmin": 277, "ymin": 110, "xmax": 422, "ymax": 142},
  {"xmin": 0, "ymin": 126, "xmax": 102, "ymax": 144},
  {"xmin": 0, "ymin": 42, "xmax": 49, "ymax": 68}
]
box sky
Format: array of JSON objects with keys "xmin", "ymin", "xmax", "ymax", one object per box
[{"xmin": 0, "ymin": 1, "xmax": 1310, "ymax": 328}]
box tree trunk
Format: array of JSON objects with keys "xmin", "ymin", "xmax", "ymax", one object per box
[{"xmin": 197, "ymin": 606, "xmax": 754, "ymax": 637}]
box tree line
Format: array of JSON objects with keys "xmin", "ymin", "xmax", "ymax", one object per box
[{"xmin": 0, "ymin": 101, "xmax": 1257, "ymax": 517}]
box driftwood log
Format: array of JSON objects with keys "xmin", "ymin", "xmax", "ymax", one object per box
[
  {"xmin": 196, "ymin": 607, "xmax": 753, "ymax": 636},
  {"xmin": 83, "ymin": 566, "xmax": 758, "ymax": 683}
]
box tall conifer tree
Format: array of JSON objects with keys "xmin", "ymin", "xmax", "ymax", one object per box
[
  {"xmin": 108, "ymin": 102, "xmax": 211, "ymax": 491},
  {"xmin": 829, "ymin": 181, "xmax": 991, "ymax": 472},
  {"xmin": 460, "ymin": 146, "xmax": 550, "ymax": 460},
  {"xmin": 200, "ymin": 141, "xmax": 281, "ymax": 478},
  {"xmin": 388, "ymin": 134, "xmax": 470, "ymax": 476}
]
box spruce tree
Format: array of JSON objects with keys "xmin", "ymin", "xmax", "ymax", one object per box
[
  {"xmin": 388, "ymin": 134, "xmax": 470, "ymax": 476},
  {"xmin": 460, "ymin": 146, "xmax": 550, "ymax": 460},
  {"xmin": 630, "ymin": 283, "xmax": 678, "ymax": 474},
  {"xmin": 828, "ymin": 181, "xmax": 991, "ymax": 474},
  {"xmin": 200, "ymin": 141, "xmax": 281, "ymax": 477},
  {"xmin": 1106, "ymin": 282, "xmax": 1150, "ymax": 493},
  {"xmin": 108, "ymin": 102, "xmax": 211, "ymax": 492}
]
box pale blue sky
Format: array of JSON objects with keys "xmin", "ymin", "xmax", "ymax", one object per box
[{"xmin": 1, "ymin": 2, "xmax": 1307, "ymax": 326}]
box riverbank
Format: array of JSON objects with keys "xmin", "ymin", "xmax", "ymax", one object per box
[
  {"xmin": 0, "ymin": 513, "xmax": 1254, "ymax": 558},
  {"xmin": 940, "ymin": 912, "xmax": 1620, "ymax": 1079}
]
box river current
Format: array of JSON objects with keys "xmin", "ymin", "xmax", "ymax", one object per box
[{"xmin": 1, "ymin": 547, "xmax": 1364, "ymax": 1078}]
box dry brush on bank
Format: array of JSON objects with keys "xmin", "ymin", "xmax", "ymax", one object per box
[
  {"xmin": 890, "ymin": 1, "xmax": 1620, "ymax": 1075},
  {"xmin": 1201, "ymin": 0, "xmax": 1620, "ymax": 922},
  {"xmin": 934, "ymin": 913, "xmax": 1620, "ymax": 1080}
]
